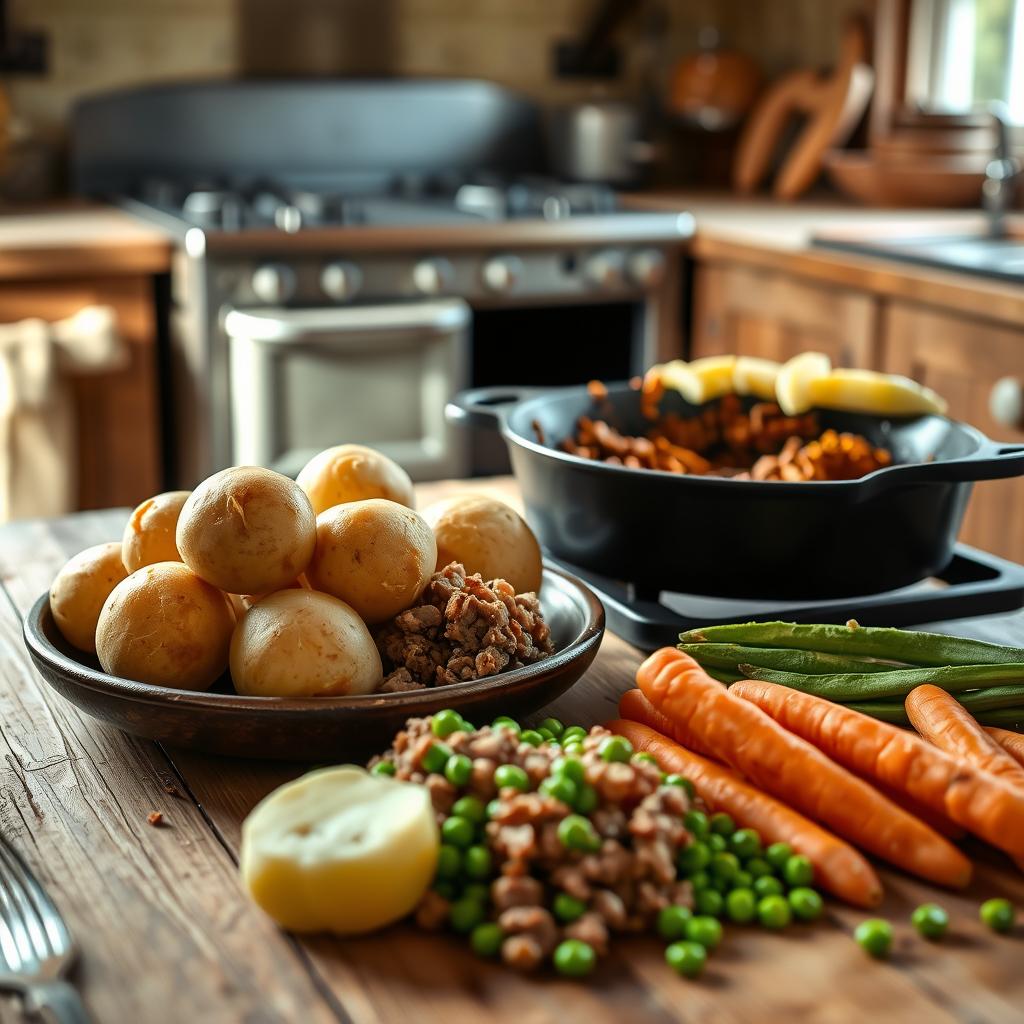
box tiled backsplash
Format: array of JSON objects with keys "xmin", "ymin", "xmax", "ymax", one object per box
[{"xmin": 11, "ymin": 0, "xmax": 864, "ymax": 136}]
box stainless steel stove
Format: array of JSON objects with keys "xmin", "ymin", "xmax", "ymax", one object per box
[{"xmin": 72, "ymin": 80, "xmax": 692, "ymax": 486}]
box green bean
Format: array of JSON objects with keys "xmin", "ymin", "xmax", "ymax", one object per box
[
  {"xmin": 843, "ymin": 701, "xmax": 910, "ymax": 724},
  {"xmin": 955, "ymin": 685, "xmax": 1024, "ymax": 712},
  {"xmin": 679, "ymin": 642, "xmax": 903, "ymax": 676},
  {"xmin": 703, "ymin": 666, "xmax": 743, "ymax": 684},
  {"xmin": 679, "ymin": 621, "xmax": 1024, "ymax": 667},
  {"xmin": 737, "ymin": 662, "xmax": 1024, "ymax": 703},
  {"xmin": 843, "ymin": 701, "xmax": 1024, "ymax": 729}
]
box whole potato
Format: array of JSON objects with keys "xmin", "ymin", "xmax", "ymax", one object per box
[
  {"xmin": 230, "ymin": 589, "xmax": 382, "ymax": 697},
  {"xmin": 122, "ymin": 490, "xmax": 191, "ymax": 573},
  {"xmin": 422, "ymin": 494, "xmax": 542, "ymax": 593},
  {"xmin": 96, "ymin": 562, "xmax": 235, "ymax": 690},
  {"xmin": 50, "ymin": 542, "xmax": 129, "ymax": 653},
  {"xmin": 296, "ymin": 444, "xmax": 415, "ymax": 516},
  {"xmin": 306, "ymin": 499, "xmax": 436, "ymax": 625},
  {"xmin": 176, "ymin": 466, "xmax": 316, "ymax": 595}
]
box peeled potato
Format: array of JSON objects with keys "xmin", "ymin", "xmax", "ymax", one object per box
[
  {"xmin": 230, "ymin": 589, "xmax": 382, "ymax": 698},
  {"xmin": 422, "ymin": 494, "xmax": 542, "ymax": 594},
  {"xmin": 296, "ymin": 444, "xmax": 415, "ymax": 516},
  {"xmin": 241, "ymin": 766, "xmax": 438, "ymax": 934},
  {"xmin": 50, "ymin": 542, "xmax": 129, "ymax": 653},
  {"xmin": 306, "ymin": 499, "xmax": 436, "ymax": 625},
  {"xmin": 121, "ymin": 490, "xmax": 191, "ymax": 573},
  {"xmin": 176, "ymin": 466, "xmax": 316, "ymax": 595},
  {"xmin": 96, "ymin": 562, "xmax": 234, "ymax": 690}
]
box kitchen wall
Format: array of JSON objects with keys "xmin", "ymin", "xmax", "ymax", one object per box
[{"xmin": 12, "ymin": 0, "xmax": 867, "ymax": 137}]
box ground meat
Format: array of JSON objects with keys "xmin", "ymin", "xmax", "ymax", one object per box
[
  {"xmin": 498, "ymin": 906, "xmax": 558, "ymax": 970},
  {"xmin": 415, "ymin": 890, "xmax": 450, "ymax": 930},
  {"xmin": 375, "ymin": 562, "xmax": 554, "ymax": 689},
  {"xmin": 492, "ymin": 875, "xmax": 543, "ymax": 911},
  {"xmin": 564, "ymin": 912, "xmax": 609, "ymax": 956}
]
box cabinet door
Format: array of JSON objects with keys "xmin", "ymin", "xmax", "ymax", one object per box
[
  {"xmin": 0, "ymin": 276, "xmax": 160, "ymax": 511},
  {"xmin": 692, "ymin": 262, "xmax": 878, "ymax": 367},
  {"xmin": 883, "ymin": 301, "xmax": 1024, "ymax": 564}
]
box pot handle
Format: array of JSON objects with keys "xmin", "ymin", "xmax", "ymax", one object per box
[
  {"xmin": 445, "ymin": 386, "xmax": 546, "ymax": 432},
  {"xmin": 881, "ymin": 441, "xmax": 1024, "ymax": 485}
]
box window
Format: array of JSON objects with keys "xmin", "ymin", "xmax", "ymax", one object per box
[{"xmin": 907, "ymin": 0, "xmax": 1024, "ymax": 121}]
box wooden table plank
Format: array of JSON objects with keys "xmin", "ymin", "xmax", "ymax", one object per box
[{"xmin": 6, "ymin": 480, "xmax": 1024, "ymax": 1023}]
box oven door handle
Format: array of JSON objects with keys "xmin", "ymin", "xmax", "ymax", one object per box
[{"xmin": 222, "ymin": 300, "xmax": 471, "ymax": 344}]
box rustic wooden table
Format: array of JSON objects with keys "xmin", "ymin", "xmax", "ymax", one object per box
[{"xmin": 4, "ymin": 478, "xmax": 1024, "ymax": 1024}]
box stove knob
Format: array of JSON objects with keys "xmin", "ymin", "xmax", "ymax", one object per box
[
  {"xmin": 627, "ymin": 248, "xmax": 666, "ymax": 289},
  {"xmin": 583, "ymin": 250, "xmax": 626, "ymax": 290},
  {"xmin": 251, "ymin": 263, "xmax": 296, "ymax": 304},
  {"xmin": 482, "ymin": 255, "xmax": 522, "ymax": 293},
  {"xmin": 320, "ymin": 261, "xmax": 363, "ymax": 302},
  {"xmin": 412, "ymin": 257, "xmax": 455, "ymax": 296}
]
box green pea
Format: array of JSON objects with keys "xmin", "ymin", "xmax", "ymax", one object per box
[
  {"xmin": 694, "ymin": 888, "xmax": 723, "ymax": 917},
  {"xmin": 733, "ymin": 870, "xmax": 753, "ymax": 891},
  {"xmin": 677, "ymin": 841, "xmax": 711, "ymax": 875},
  {"xmin": 464, "ymin": 845, "xmax": 492, "ymax": 880},
  {"xmin": 709, "ymin": 812, "xmax": 735, "ymax": 837},
  {"xmin": 432, "ymin": 880, "xmax": 456, "ymax": 900},
  {"xmin": 758, "ymin": 894, "xmax": 791, "ymax": 929},
  {"xmin": 789, "ymin": 887, "xmax": 824, "ymax": 922},
  {"xmin": 551, "ymin": 756, "xmax": 586, "ymax": 785},
  {"xmin": 783, "ymin": 854, "xmax": 814, "ymax": 888},
  {"xmin": 562, "ymin": 740, "xmax": 585, "ymax": 756},
  {"xmin": 494, "ymin": 764, "xmax": 530, "ymax": 792},
  {"xmin": 441, "ymin": 816, "xmax": 475, "ymax": 849},
  {"xmin": 683, "ymin": 810, "xmax": 709, "ymax": 838},
  {"xmin": 745, "ymin": 857, "xmax": 773, "ymax": 879},
  {"xmin": 370, "ymin": 760, "xmax": 396, "ymax": 777},
  {"xmin": 598, "ymin": 736, "xmax": 633, "ymax": 763},
  {"xmin": 470, "ymin": 922, "xmax": 503, "ymax": 957},
  {"xmin": 462, "ymin": 882, "xmax": 490, "ymax": 903},
  {"xmin": 753, "ymin": 875, "xmax": 784, "ymax": 898},
  {"xmin": 656, "ymin": 904, "xmax": 693, "ymax": 940},
  {"xmin": 431, "ymin": 709, "xmax": 465, "ymax": 738},
  {"xmin": 711, "ymin": 874, "xmax": 731, "ymax": 894},
  {"xmin": 561, "ymin": 725, "xmax": 587, "ymax": 743},
  {"xmin": 491, "ymin": 716, "xmax": 521, "ymax": 735},
  {"xmin": 449, "ymin": 897, "xmax": 485, "ymax": 933},
  {"xmin": 980, "ymin": 897, "xmax": 1015, "ymax": 934},
  {"xmin": 665, "ymin": 940, "xmax": 706, "ymax": 978},
  {"xmin": 552, "ymin": 939, "xmax": 596, "ymax": 977},
  {"xmin": 444, "ymin": 754, "xmax": 473, "ymax": 787},
  {"xmin": 765, "ymin": 841, "xmax": 792, "ymax": 871},
  {"xmin": 684, "ymin": 914, "xmax": 723, "ymax": 950},
  {"xmin": 519, "ymin": 729, "xmax": 544, "ymax": 747},
  {"xmin": 711, "ymin": 851, "xmax": 740, "ymax": 883},
  {"xmin": 707, "ymin": 833, "xmax": 727, "ymax": 853},
  {"xmin": 688, "ymin": 870, "xmax": 711, "ymax": 892},
  {"xmin": 421, "ymin": 742, "xmax": 452, "ymax": 774},
  {"xmin": 725, "ymin": 888, "xmax": 757, "ymax": 923},
  {"xmin": 539, "ymin": 717, "xmax": 564, "ymax": 738},
  {"xmin": 729, "ymin": 828, "xmax": 762, "ymax": 861},
  {"xmin": 557, "ymin": 814, "xmax": 602, "ymax": 852},
  {"xmin": 553, "ymin": 892, "xmax": 587, "ymax": 923},
  {"xmin": 452, "ymin": 795, "xmax": 486, "ymax": 824},
  {"xmin": 632, "ymin": 752, "xmax": 659, "ymax": 767},
  {"xmin": 911, "ymin": 902, "xmax": 948, "ymax": 940},
  {"xmin": 436, "ymin": 845, "xmax": 462, "ymax": 880},
  {"xmin": 539, "ymin": 775, "xmax": 578, "ymax": 806},
  {"xmin": 854, "ymin": 919, "xmax": 892, "ymax": 959},
  {"xmin": 573, "ymin": 782, "xmax": 599, "ymax": 815},
  {"xmin": 485, "ymin": 798, "xmax": 502, "ymax": 820},
  {"xmin": 663, "ymin": 774, "xmax": 696, "ymax": 799},
  {"xmin": 537, "ymin": 727, "xmax": 555, "ymax": 742}
]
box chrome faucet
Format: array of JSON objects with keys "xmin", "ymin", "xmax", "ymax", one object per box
[{"xmin": 984, "ymin": 102, "xmax": 1021, "ymax": 238}]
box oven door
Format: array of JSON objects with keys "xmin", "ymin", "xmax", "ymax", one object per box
[{"xmin": 223, "ymin": 300, "xmax": 471, "ymax": 480}]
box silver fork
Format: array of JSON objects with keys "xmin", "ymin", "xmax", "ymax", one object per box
[{"xmin": 0, "ymin": 836, "xmax": 91, "ymax": 1023}]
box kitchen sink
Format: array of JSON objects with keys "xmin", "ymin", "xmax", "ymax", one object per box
[{"xmin": 813, "ymin": 233, "xmax": 1024, "ymax": 284}]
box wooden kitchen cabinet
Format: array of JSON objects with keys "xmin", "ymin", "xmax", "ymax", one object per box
[
  {"xmin": 0, "ymin": 275, "xmax": 162, "ymax": 511},
  {"xmin": 690, "ymin": 262, "xmax": 879, "ymax": 367},
  {"xmin": 883, "ymin": 301, "xmax": 1024, "ymax": 564}
]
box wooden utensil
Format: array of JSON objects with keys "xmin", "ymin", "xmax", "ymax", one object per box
[
  {"xmin": 824, "ymin": 150, "xmax": 987, "ymax": 207},
  {"xmin": 734, "ymin": 17, "xmax": 875, "ymax": 199}
]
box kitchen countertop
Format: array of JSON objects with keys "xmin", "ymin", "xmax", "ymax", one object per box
[
  {"xmin": 0, "ymin": 201, "xmax": 171, "ymax": 280},
  {"xmin": 5, "ymin": 477, "xmax": 1024, "ymax": 1023}
]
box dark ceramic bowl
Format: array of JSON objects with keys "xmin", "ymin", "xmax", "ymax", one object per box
[{"xmin": 23, "ymin": 565, "xmax": 604, "ymax": 761}]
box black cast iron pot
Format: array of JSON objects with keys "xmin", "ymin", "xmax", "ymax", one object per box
[{"xmin": 448, "ymin": 382, "xmax": 1024, "ymax": 599}]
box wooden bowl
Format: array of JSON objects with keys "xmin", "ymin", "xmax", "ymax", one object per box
[
  {"xmin": 23, "ymin": 566, "xmax": 605, "ymax": 761},
  {"xmin": 824, "ymin": 150, "xmax": 986, "ymax": 207}
]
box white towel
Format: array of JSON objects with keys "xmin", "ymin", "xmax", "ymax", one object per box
[{"xmin": 0, "ymin": 306, "xmax": 125, "ymax": 521}]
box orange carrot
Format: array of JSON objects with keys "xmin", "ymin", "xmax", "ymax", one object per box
[
  {"xmin": 608, "ymin": 718, "xmax": 884, "ymax": 908},
  {"xmin": 985, "ymin": 726, "xmax": 1024, "ymax": 768},
  {"xmin": 730, "ymin": 679, "xmax": 1024, "ymax": 860},
  {"xmin": 638, "ymin": 648, "xmax": 972, "ymax": 888},
  {"xmin": 906, "ymin": 684, "xmax": 1024, "ymax": 788},
  {"xmin": 871, "ymin": 781, "xmax": 965, "ymax": 841}
]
